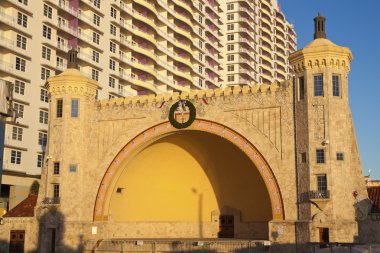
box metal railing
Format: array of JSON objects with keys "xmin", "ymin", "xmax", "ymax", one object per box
[
  {"xmin": 309, "ymin": 190, "xmax": 330, "ymax": 200},
  {"xmin": 42, "ymin": 197, "xmax": 60, "ymax": 205}
]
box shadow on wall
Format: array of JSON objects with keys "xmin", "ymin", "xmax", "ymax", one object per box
[{"xmin": 0, "ymin": 208, "xmax": 83, "ymax": 253}]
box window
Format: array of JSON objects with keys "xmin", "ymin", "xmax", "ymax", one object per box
[
  {"xmin": 301, "ymin": 152, "xmax": 307, "ymax": 163},
  {"xmin": 12, "ymin": 127, "xmax": 23, "ymax": 141},
  {"xmin": 227, "ymin": 3, "xmax": 234, "ymax": 10},
  {"xmin": 14, "ymin": 80, "xmax": 25, "ymax": 95},
  {"xmin": 11, "ymin": 150, "xmax": 22, "ymax": 164},
  {"xmin": 110, "ymin": 7, "xmax": 117, "ymax": 18},
  {"xmin": 92, "ymin": 32, "xmax": 100, "ymax": 44},
  {"xmin": 92, "ymin": 51, "xmax": 99, "ymax": 63},
  {"xmin": 314, "ymin": 74, "xmax": 323, "ymax": 96},
  {"xmin": 198, "ymin": 66, "xmax": 203, "ymax": 74},
  {"xmin": 227, "ymin": 44, "xmax": 234, "ymax": 51},
  {"xmin": 108, "ymin": 94, "xmax": 115, "ymax": 99},
  {"xmin": 199, "ymin": 78, "xmax": 203, "ymax": 87},
  {"xmin": 41, "ymin": 67, "xmax": 51, "ymax": 80},
  {"xmin": 56, "ymin": 99, "xmax": 63, "ymax": 118},
  {"xmin": 15, "ymin": 57, "xmax": 26, "ymax": 71},
  {"xmin": 332, "ymin": 75, "xmax": 340, "ymax": 97},
  {"xmin": 227, "ymin": 65, "xmax": 234, "ymax": 72},
  {"xmin": 198, "ymin": 28, "xmax": 203, "ymax": 36},
  {"xmin": 227, "ymin": 24, "xmax": 234, "ymax": 31},
  {"xmin": 227, "ymin": 34, "xmax": 234, "ymax": 41},
  {"xmin": 109, "ymin": 59, "xmax": 115, "ymax": 70},
  {"xmin": 18, "ymin": 0, "xmax": 28, "ymax": 5},
  {"xmin": 17, "ymin": 12, "xmax": 28, "ymax": 27},
  {"xmin": 40, "ymin": 89, "xmax": 48, "ymax": 102},
  {"xmin": 316, "ymin": 149, "xmax": 325, "ymax": 164},
  {"xmin": 71, "ymin": 99, "xmax": 79, "ymax": 118},
  {"xmin": 53, "ymin": 162, "xmax": 60, "ymax": 175},
  {"xmin": 93, "ymin": 14, "xmax": 100, "ymax": 26},
  {"xmin": 317, "ymin": 174, "xmax": 327, "ymax": 192},
  {"xmin": 199, "ymin": 40, "xmax": 203, "ymax": 49},
  {"xmin": 93, "ymin": 0, "xmax": 100, "ymax": 8},
  {"xmin": 16, "ymin": 34, "xmax": 26, "ymax": 50},
  {"xmin": 39, "ymin": 111, "xmax": 48, "ymax": 124},
  {"xmin": 110, "ymin": 42, "xmax": 116, "ymax": 53},
  {"xmin": 92, "ymin": 69, "xmax": 99, "ymax": 81},
  {"xmin": 110, "ymin": 24, "xmax": 116, "ymax": 36},
  {"xmin": 13, "ymin": 103, "xmax": 24, "ymax": 118},
  {"xmin": 198, "ymin": 3, "xmax": 203, "ymax": 11},
  {"xmin": 42, "ymin": 46, "xmax": 51, "ymax": 60},
  {"xmin": 336, "ymin": 152, "xmax": 344, "ymax": 161},
  {"xmin": 227, "ymin": 14, "xmax": 234, "ymax": 21},
  {"xmin": 38, "ymin": 132, "xmax": 48, "ymax": 146},
  {"xmin": 227, "ymin": 54, "xmax": 235, "ymax": 61},
  {"xmin": 69, "ymin": 164, "xmax": 77, "ymax": 173},
  {"xmin": 109, "ymin": 77, "xmax": 115, "ymax": 88},
  {"xmin": 53, "ymin": 184, "xmax": 60, "ymax": 198},
  {"xmin": 57, "ymin": 57, "xmax": 64, "ymax": 68},
  {"xmin": 198, "ymin": 15, "xmax": 203, "ymax": 24},
  {"xmin": 37, "ymin": 154, "xmax": 43, "ymax": 168},
  {"xmin": 199, "ymin": 53, "xmax": 203, "ymax": 61},
  {"xmin": 42, "ymin": 25, "xmax": 52, "ymax": 39},
  {"xmin": 43, "ymin": 4, "xmax": 52, "ymax": 18},
  {"xmin": 227, "ymin": 75, "xmax": 234, "ymax": 82},
  {"xmin": 299, "ymin": 76, "xmax": 305, "ymax": 100}
]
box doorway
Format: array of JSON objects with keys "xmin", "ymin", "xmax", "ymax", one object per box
[
  {"xmin": 218, "ymin": 215, "xmax": 234, "ymax": 238},
  {"xmin": 9, "ymin": 230, "xmax": 25, "ymax": 253}
]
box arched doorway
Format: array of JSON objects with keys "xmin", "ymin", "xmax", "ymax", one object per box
[{"xmin": 94, "ymin": 120, "xmax": 284, "ymax": 239}]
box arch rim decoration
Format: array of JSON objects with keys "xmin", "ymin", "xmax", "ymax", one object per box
[{"xmin": 93, "ymin": 119, "xmax": 285, "ymax": 221}]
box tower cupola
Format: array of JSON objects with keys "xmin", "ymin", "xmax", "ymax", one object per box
[
  {"xmin": 314, "ymin": 13, "xmax": 326, "ymax": 39},
  {"xmin": 67, "ymin": 48, "xmax": 78, "ymax": 69}
]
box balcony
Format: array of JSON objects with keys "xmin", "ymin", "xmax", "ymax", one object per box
[
  {"xmin": 42, "ymin": 197, "xmax": 60, "ymax": 206},
  {"xmin": 309, "ymin": 190, "xmax": 330, "ymax": 200},
  {"xmin": 0, "ymin": 9, "xmax": 30, "ymax": 36}
]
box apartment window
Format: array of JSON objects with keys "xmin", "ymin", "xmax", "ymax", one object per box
[
  {"xmin": 18, "ymin": 0, "xmax": 28, "ymax": 5},
  {"xmin": 14, "ymin": 80, "xmax": 25, "ymax": 95},
  {"xmin": 110, "ymin": 24, "xmax": 117, "ymax": 36},
  {"xmin": 332, "ymin": 75, "xmax": 340, "ymax": 97},
  {"xmin": 314, "ymin": 74, "xmax": 323, "ymax": 96},
  {"xmin": 39, "ymin": 111, "xmax": 48, "ymax": 124},
  {"xmin": 69, "ymin": 164, "xmax": 77, "ymax": 173},
  {"xmin": 17, "ymin": 12, "xmax": 28, "ymax": 27},
  {"xmin": 56, "ymin": 57, "xmax": 64, "ymax": 68},
  {"xmin": 56, "ymin": 99, "xmax": 63, "ymax": 118},
  {"xmin": 227, "ymin": 44, "xmax": 234, "ymax": 51},
  {"xmin": 43, "ymin": 25, "xmax": 52, "ymax": 39},
  {"xmin": 38, "ymin": 132, "xmax": 48, "ymax": 146},
  {"xmin": 336, "ymin": 152, "xmax": 344, "ymax": 161},
  {"xmin": 227, "ymin": 3, "xmax": 234, "ymax": 10},
  {"xmin": 110, "ymin": 7, "xmax": 117, "ymax": 18},
  {"xmin": 93, "ymin": 14, "xmax": 100, "ymax": 26},
  {"xmin": 110, "ymin": 42, "xmax": 116, "ymax": 53},
  {"xmin": 109, "ymin": 59, "xmax": 116, "ymax": 71},
  {"xmin": 16, "ymin": 34, "xmax": 26, "ymax": 50},
  {"xmin": 41, "ymin": 67, "xmax": 51, "ymax": 80},
  {"xmin": 108, "ymin": 94, "xmax": 115, "ymax": 99},
  {"xmin": 227, "ymin": 75, "xmax": 234, "ymax": 82},
  {"xmin": 199, "ymin": 53, "xmax": 203, "ymax": 61},
  {"xmin": 199, "ymin": 78, "xmax": 203, "ymax": 87},
  {"xmin": 227, "ymin": 34, "xmax": 234, "ymax": 41},
  {"xmin": 53, "ymin": 184, "xmax": 60, "ymax": 198},
  {"xmin": 299, "ymin": 76, "xmax": 305, "ymax": 100},
  {"xmin": 317, "ymin": 174, "xmax": 327, "ymax": 192},
  {"xmin": 227, "ymin": 65, "xmax": 234, "ymax": 72},
  {"xmin": 316, "ymin": 149, "xmax": 325, "ymax": 164},
  {"xmin": 13, "ymin": 103, "xmax": 24, "ymax": 118},
  {"xmin": 92, "ymin": 32, "xmax": 100, "ymax": 44},
  {"xmin": 198, "ymin": 3, "xmax": 203, "ymax": 11},
  {"xmin": 53, "ymin": 162, "xmax": 60, "ymax": 175},
  {"xmin": 15, "ymin": 57, "xmax": 26, "ymax": 72},
  {"xmin": 227, "ymin": 14, "xmax": 234, "ymax": 21},
  {"xmin": 198, "ymin": 66, "xmax": 203, "ymax": 74},
  {"xmin": 92, "ymin": 51, "xmax": 99, "ymax": 63},
  {"xmin": 71, "ymin": 99, "xmax": 79, "ymax": 118},
  {"xmin": 43, "ymin": 4, "xmax": 52, "ymax": 19},
  {"xmin": 199, "ymin": 40, "xmax": 203, "ymax": 49},
  {"xmin": 227, "ymin": 54, "xmax": 235, "ymax": 61},
  {"xmin": 37, "ymin": 154, "xmax": 43, "ymax": 168},
  {"xmin": 92, "ymin": 69, "xmax": 99, "ymax": 81},
  {"xmin": 198, "ymin": 28, "xmax": 203, "ymax": 37},
  {"xmin": 42, "ymin": 46, "xmax": 51, "ymax": 60},
  {"xmin": 40, "ymin": 89, "xmax": 49, "ymax": 102},
  {"xmin": 11, "ymin": 150, "xmax": 22, "ymax": 164},
  {"xmin": 12, "ymin": 127, "xmax": 23, "ymax": 141},
  {"xmin": 227, "ymin": 24, "xmax": 234, "ymax": 31},
  {"xmin": 109, "ymin": 77, "xmax": 115, "ymax": 88},
  {"xmin": 198, "ymin": 15, "xmax": 203, "ymax": 24},
  {"xmin": 93, "ymin": 0, "xmax": 100, "ymax": 8}
]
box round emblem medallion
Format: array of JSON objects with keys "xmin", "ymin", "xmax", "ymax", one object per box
[{"xmin": 169, "ymin": 100, "xmax": 196, "ymax": 129}]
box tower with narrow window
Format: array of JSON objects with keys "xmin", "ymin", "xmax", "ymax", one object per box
[{"xmin": 290, "ymin": 14, "xmax": 367, "ymax": 242}]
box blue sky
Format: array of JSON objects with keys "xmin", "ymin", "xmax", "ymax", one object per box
[{"xmin": 280, "ymin": 0, "xmax": 380, "ymax": 179}]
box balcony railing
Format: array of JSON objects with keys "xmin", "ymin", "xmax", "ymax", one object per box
[
  {"xmin": 309, "ymin": 190, "xmax": 330, "ymax": 200},
  {"xmin": 42, "ymin": 197, "xmax": 60, "ymax": 205}
]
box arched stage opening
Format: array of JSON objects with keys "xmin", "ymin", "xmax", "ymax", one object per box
[{"xmin": 94, "ymin": 120, "xmax": 284, "ymax": 239}]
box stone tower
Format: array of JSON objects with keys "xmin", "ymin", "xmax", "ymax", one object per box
[{"xmin": 290, "ymin": 15, "xmax": 367, "ymax": 242}]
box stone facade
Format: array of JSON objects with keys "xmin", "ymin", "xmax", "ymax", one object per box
[{"xmin": 0, "ymin": 18, "xmax": 370, "ymax": 253}]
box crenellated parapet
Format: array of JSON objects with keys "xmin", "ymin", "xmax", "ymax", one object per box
[{"xmin": 98, "ymin": 81, "xmax": 289, "ymax": 108}]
